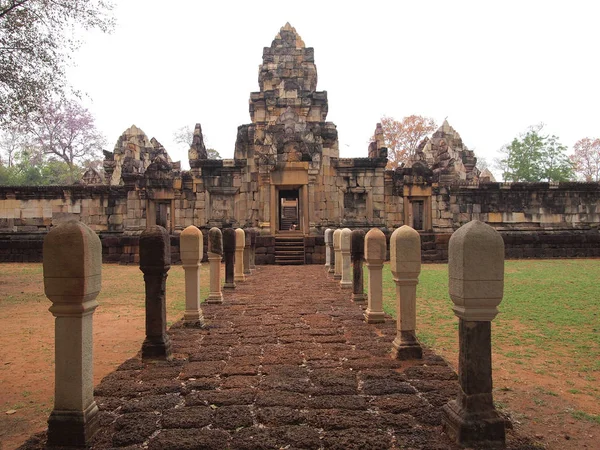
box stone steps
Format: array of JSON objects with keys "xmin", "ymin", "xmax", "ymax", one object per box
[{"xmin": 275, "ymin": 235, "xmax": 305, "ymax": 265}]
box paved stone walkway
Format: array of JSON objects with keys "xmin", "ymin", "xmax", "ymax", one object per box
[{"xmin": 22, "ymin": 266, "xmax": 536, "ymax": 450}]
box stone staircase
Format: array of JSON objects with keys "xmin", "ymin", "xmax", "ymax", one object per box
[
  {"xmin": 280, "ymin": 206, "xmax": 298, "ymax": 231},
  {"xmin": 275, "ymin": 235, "xmax": 305, "ymax": 265}
]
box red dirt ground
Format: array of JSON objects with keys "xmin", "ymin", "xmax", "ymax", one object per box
[{"xmin": 0, "ymin": 264, "xmax": 598, "ymax": 449}]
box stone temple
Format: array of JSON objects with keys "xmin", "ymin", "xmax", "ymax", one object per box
[{"xmin": 1, "ymin": 23, "xmax": 599, "ymax": 263}]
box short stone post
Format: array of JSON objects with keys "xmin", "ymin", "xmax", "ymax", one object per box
[
  {"xmin": 390, "ymin": 225, "xmax": 422, "ymax": 360},
  {"xmin": 180, "ymin": 225, "xmax": 204, "ymax": 325},
  {"xmin": 249, "ymin": 228, "xmax": 257, "ymax": 271},
  {"xmin": 44, "ymin": 221, "xmax": 101, "ymax": 446},
  {"xmin": 222, "ymin": 227, "xmax": 236, "ymax": 289},
  {"xmin": 324, "ymin": 228, "xmax": 333, "ymax": 271},
  {"xmin": 364, "ymin": 228, "xmax": 386, "ymax": 323},
  {"xmin": 206, "ymin": 227, "xmax": 224, "ymax": 303},
  {"xmin": 243, "ymin": 229, "xmax": 252, "ymax": 276},
  {"xmin": 442, "ymin": 220, "xmax": 506, "ymax": 446},
  {"xmin": 139, "ymin": 225, "xmax": 173, "ymax": 361},
  {"xmin": 351, "ymin": 229, "xmax": 366, "ymax": 302},
  {"xmin": 234, "ymin": 228, "xmax": 246, "ymax": 282},
  {"xmin": 340, "ymin": 228, "xmax": 352, "ymax": 289},
  {"xmin": 333, "ymin": 229, "xmax": 342, "ymax": 280},
  {"xmin": 327, "ymin": 229, "xmax": 335, "ymax": 275}
]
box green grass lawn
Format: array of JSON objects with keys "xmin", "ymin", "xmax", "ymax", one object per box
[{"xmin": 378, "ymin": 259, "xmax": 600, "ymax": 408}]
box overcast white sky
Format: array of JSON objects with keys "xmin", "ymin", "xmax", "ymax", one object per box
[{"xmin": 68, "ymin": 1, "xmax": 600, "ymax": 176}]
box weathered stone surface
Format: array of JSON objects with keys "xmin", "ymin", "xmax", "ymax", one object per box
[
  {"xmin": 442, "ymin": 220, "xmax": 506, "ymax": 446},
  {"xmin": 180, "ymin": 225, "xmax": 204, "ymax": 324},
  {"xmin": 139, "ymin": 226, "xmax": 172, "ymax": 360},
  {"xmin": 350, "ymin": 229, "xmax": 366, "ymax": 302},
  {"xmin": 390, "ymin": 225, "xmax": 422, "ymax": 360},
  {"xmin": 43, "ymin": 220, "xmax": 101, "ymax": 446},
  {"xmin": 364, "ymin": 228, "xmax": 386, "ymax": 323},
  {"xmin": 339, "ymin": 228, "xmax": 352, "ymax": 289},
  {"xmin": 222, "ymin": 227, "xmax": 236, "ymax": 288}
]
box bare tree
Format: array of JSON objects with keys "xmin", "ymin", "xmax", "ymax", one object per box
[
  {"xmin": 0, "ymin": 122, "xmax": 28, "ymax": 167},
  {"xmin": 173, "ymin": 124, "xmax": 221, "ymax": 159},
  {"xmin": 0, "ymin": 0, "xmax": 114, "ymax": 124}
]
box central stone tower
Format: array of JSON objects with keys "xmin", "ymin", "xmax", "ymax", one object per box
[{"xmin": 235, "ymin": 23, "xmax": 340, "ymax": 234}]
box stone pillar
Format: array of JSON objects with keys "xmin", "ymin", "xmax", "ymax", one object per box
[
  {"xmin": 44, "ymin": 221, "xmax": 101, "ymax": 446},
  {"xmin": 340, "ymin": 228, "xmax": 352, "ymax": 289},
  {"xmin": 139, "ymin": 225, "xmax": 173, "ymax": 361},
  {"xmin": 180, "ymin": 225, "xmax": 204, "ymax": 325},
  {"xmin": 324, "ymin": 228, "xmax": 333, "ymax": 270},
  {"xmin": 333, "ymin": 229, "xmax": 342, "ymax": 280},
  {"xmin": 206, "ymin": 227, "xmax": 224, "ymax": 304},
  {"xmin": 351, "ymin": 229, "xmax": 366, "ymax": 302},
  {"xmin": 390, "ymin": 225, "xmax": 422, "ymax": 360},
  {"xmin": 249, "ymin": 228, "xmax": 257, "ymax": 271},
  {"xmin": 442, "ymin": 220, "xmax": 506, "ymax": 446},
  {"xmin": 222, "ymin": 227, "xmax": 236, "ymax": 289},
  {"xmin": 364, "ymin": 227, "xmax": 386, "ymax": 323},
  {"xmin": 326, "ymin": 228, "xmax": 335, "ymax": 275},
  {"xmin": 234, "ymin": 228, "xmax": 246, "ymax": 282},
  {"xmin": 243, "ymin": 229, "xmax": 251, "ymax": 275}
]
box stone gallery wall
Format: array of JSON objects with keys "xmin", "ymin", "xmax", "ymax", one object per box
[{"xmin": 433, "ymin": 182, "xmax": 600, "ymax": 232}]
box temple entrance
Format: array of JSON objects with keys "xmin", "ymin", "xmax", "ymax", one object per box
[{"xmin": 279, "ymin": 189, "xmax": 300, "ymax": 231}]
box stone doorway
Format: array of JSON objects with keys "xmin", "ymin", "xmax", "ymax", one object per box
[{"xmin": 279, "ymin": 189, "xmax": 299, "ymax": 231}]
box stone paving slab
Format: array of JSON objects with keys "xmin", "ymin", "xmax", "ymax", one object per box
[{"xmin": 20, "ymin": 266, "xmax": 539, "ymax": 450}]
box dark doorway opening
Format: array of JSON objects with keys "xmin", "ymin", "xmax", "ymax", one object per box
[
  {"xmin": 412, "ymin": 200, "xmax": 424, "ymax": 231},
  {"xmin": 279, "ymin": 189, "xmax": 299, "ymax": 231}
]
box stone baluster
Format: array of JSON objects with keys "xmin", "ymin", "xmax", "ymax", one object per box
[
  {"xmin": 442, "ymin": 220, "xmax": 506, "ymax": 446},
  {"xmin": 206, "ymin": 227, "xmax": 224, "ymax": 304},
  {"xmin": 249, "ymin": 228, "xmax": 257, "ymax": 271},
  {"xmin": 324, "ymin": 228, "xmax": 333, "ymax": 271},
  {"xmin": 243, "ymin": 229, "xmax": 251, "ymax": 276},
  {"xmin": 180, "ymin": 225, "xmax": 204, "ymax": 325},
  {"xmin": 390, "ymin": 225, "xmax": 422, "ymax": 359},
  {"xmin": 340, "ymin": 228, "xmax": 352, "ymax": 289},
  {"xmin": 234, "ymin": 228, "xmax": 246, "ymax": 282},
  {"xmin": 139, "ymin": 225, "xmax": 173, "ymax": 360},
  {"xmin": 327, "ymin": 229, "xmax": 336, "ymax": 275},
  {"xmin": 333, "ymin": 229, "xmax": 342, "ymax": 280},
  {"xmin": 364, "ymin": 228, "xmax": 386, "ymax": 323},
  {"xmin": 222, "ymin": 227, "xmax": 236, "ymax": 289},
  {"xmin": 43, "ymin": 221, "xmax": 101, "ymax": 446},
  {"xmin": 351, "ymin": 229, "xmax": 366, "ymax": 302}
]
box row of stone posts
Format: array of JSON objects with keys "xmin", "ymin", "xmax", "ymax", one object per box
[
  {"xmin": 180, "ymin": 225, "xmax": 259, "ymax": 320},
  {"xmin": 42, "ymin": 221, "xmax": 260, "ymax": 446},
  {"xmin": 42, "ymin": 219, "xmax": 504, "ymax": 447},
  {"xmin": 324, "ymin": 221, "xmax": 507, "ymax": 446}
]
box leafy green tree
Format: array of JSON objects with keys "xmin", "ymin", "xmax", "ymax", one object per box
[
  {"xmin": 0, "ymin": 145, "xmax": 82, "ymax": 185},
  {"xmin": 500, "ymin": 125, "xmax": 574, "ymax": 182},
  {"xmin": 0, "ymin": 0, "xmax": 114, "ymax": 124}
]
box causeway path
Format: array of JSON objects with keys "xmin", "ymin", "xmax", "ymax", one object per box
[{"xmin": 21, "ymin": 265, "xmax": 535, "ymax": 449}]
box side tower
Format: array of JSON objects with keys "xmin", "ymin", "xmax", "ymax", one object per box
[{"xmin": 235, "ymin": 23, "xmax": 340, "ymax": 234}]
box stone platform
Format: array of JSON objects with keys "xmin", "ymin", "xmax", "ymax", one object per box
[{"xmin": 20, "ymin": 266, "xmax": 537, "ymax": 449}]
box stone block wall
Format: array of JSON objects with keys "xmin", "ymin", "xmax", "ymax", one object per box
[
  {"xmin": 432, "ymin": 182, "xmax": 600, "ymax": 233},
  {"xmin": 255, "ymin": 236, "xmax": 276, "ymax": 265},
  {"xmin": 0, "ymin": 186, "xmax": 129, "ymax": 233}
]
